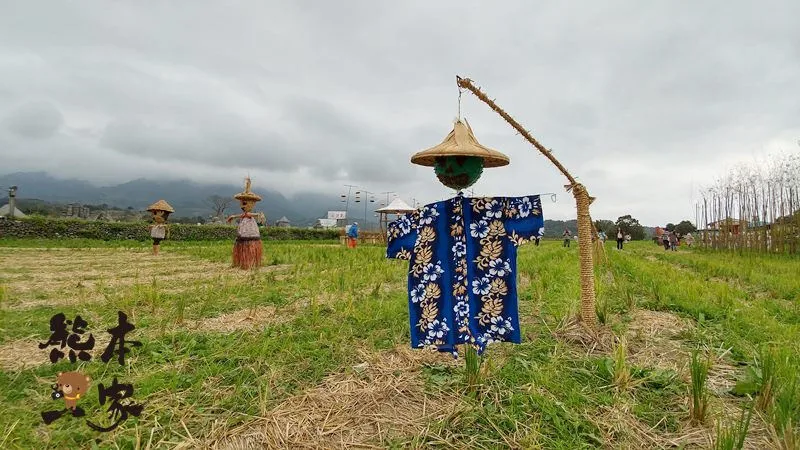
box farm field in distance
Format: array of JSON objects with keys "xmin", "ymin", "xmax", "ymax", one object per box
[{"xmin": 0, "ymin": 239, "xmax": 798, "ymax": 449}]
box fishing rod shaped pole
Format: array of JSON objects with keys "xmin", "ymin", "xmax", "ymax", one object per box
[{"xmin": 455, "ymin": 75, "xmax": 598, "ymax": 327}]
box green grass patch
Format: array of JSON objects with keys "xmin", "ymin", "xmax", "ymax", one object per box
[{"xmin": 1, "ymin": 240, "xmax": 798, "ymax": 448}]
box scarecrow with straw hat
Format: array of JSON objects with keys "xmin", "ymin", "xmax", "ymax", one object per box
[
  {"xmin": 226, "ymin": 177, "xmax": 266, "ymax": 269},
  {"xmin": 386, "ymin": 118, "xmax": 546, "ymax": 358},
  {"xmin": 146, "ymin": 199, "xmax": 174, "ymax": 256}
]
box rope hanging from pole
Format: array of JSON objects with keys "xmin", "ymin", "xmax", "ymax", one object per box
[
  {"xmin": 455, "ymin": 75, "xmax": 599, "ymax": 326},
  {"xmin": 457, "ymin": 85, "xmax": 463, "ymax": 120}
]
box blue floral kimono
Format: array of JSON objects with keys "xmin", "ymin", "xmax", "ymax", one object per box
[{"xmin": 387, "ymin": 194, "xmax": 544, "ymax": 355}]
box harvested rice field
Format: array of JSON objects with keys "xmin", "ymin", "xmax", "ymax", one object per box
[{"xmin": 1, "ymin": 239, "xmax": 798, "ymax": 449}]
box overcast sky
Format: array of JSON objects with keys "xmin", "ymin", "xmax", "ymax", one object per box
[{"xmin": 1, "ymin": 1, "xmax": 798, "ymax": 225}]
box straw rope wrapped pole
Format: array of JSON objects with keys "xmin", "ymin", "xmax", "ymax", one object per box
[{"xmin": 456, "ymin": 76, "xmax": 598, "ymax": 326}]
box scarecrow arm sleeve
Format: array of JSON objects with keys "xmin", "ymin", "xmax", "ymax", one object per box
[
  {"xmin": 386, "ymin": 216, "xmax": 418, "ymax": 260},
  {"xmin": 504, "ymin": 195, "xmax": 545, "ymax": 246}
]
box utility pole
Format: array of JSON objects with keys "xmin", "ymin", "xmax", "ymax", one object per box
[
  {"xmin": 379, "ymin": 191, "xmax": 396, "ymax": 207},
  {"xmin": 360, "ymin": 189, "xmax": 376, "ymax": 229},
  {"xmin": 341, "ymin": 184, "xmax": 357, "ymax": 224}
]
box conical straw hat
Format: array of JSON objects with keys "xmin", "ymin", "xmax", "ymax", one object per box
[
  {"xmin": 234, "ymin": 177, "xmax": 262, "ymax": 202},
  {"xmin": 146, "ymin": 199, "xmax": 175, "ymax": 213},
  {"xmin": 411, "ymin": 119, "xmax": 510, "ymax": 168}
]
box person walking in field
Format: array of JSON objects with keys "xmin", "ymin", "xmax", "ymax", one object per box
[
  {"xmin": 684, "ymin": 232, "xmax": 694, "ymax": 247},
  {"xmin": 616, "ymin": 228, "xmax": 624, "ymax": 250},
  {"xmin": 662, "ymin": 231, "xmax": 670, "ymax": 250},
  {"xmin": 598, "ymin": 229, "xmax": 607, "ymax": 244},
  {"xmin": 562, "ymin": 229, "xmax": 571, "ymax": 247},
  {"xmin": 669, "ymin": 231, "xmax": 678, "ymax": 251},
  {"xmin": 347, "ymin": 222, "xmax": 359, "ymax": 248}
]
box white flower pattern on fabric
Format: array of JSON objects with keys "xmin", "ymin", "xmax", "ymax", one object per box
[
  {"xmin": 410, "ymin": 284, "xmax": 426, "ymax": 304},
  {"xmin": 516, "ymin": 197, "xmax": 532, "ymax": 217},
  {"xmin": 490, "ymin": 316, "xmax": 514, "ymax": 337},
  {"xmin": 397, "ymin": 215, "xmax": 413, "ymax": 234},
  {"xmin": 421, "ymin": 319, "xmax": 450, "ymax": 345},
  {"xmin": 476, "ymin": 334, "xmax": 495, "ymax": 347},
  {"xmin": 472, "ymin": 277, "xmax": 491, "ymax": 295},
  {"xmin": 486, "ymin": 200, "xmax": 504, "ymax": 219},
  {"xmin": 423, "ymin": 263, "xmax": 444, "ymax": 282},
  {"xmin": 470, "ymin": 220, "xmax": 489, "ymax": 238},
  {"xmin": 488, "ymin": 258, "xmax": 512, "ymax": 277},
  {"xmin": 452, "ymin": 241, "xmax": 467, "ymax": 257},
  {"xmin": 454, "ymin": 301, "xmax": 469, "ymax": 316},
  {"xmin": 419, "ymin": 206, "xmax": 439, "ymax": 225},
  {"xmin": 427, "ymin": 319, "xmax": 448, "ymax": 339}
]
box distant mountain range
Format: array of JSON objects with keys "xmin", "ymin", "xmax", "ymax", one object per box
[
  {"xmin": 0, "ymin": 172, "xmax": 340, "ymax": 226},
  {"xmin": 1, "ymin": 171, "xmax": 659, "ymax": 234}
]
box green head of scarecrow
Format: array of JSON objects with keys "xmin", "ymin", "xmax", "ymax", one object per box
[{"xmin": 410, "ymin": 119, "xmax": 509, "ymax": 191}]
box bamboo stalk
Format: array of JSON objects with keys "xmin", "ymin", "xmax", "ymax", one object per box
[
  {"xmin": 696, "ymin": 153, "xmax": 799, "ymax": 255},
  {"xmin": 455, "ymin": 76, "xmax": 597, "ymax": 326}
]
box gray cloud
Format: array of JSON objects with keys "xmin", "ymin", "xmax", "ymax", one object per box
[
  {"xmin": 1, "ymin": 0, "xmax": 799, "ymax": 225},
  {"xmin": 100, "ymin": 114, "xmax": 300, "ymax": 171},
  {"xmin": 3, "ymin": 101, "xmax": 64, "ymax": 138}
]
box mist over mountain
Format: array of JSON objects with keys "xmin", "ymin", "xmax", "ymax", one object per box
[
  {"xmin": 2, "ymin": 172, "xmax": 661, "ymax": 233},
  {"xmin": 0, "ymin": 172, "xmax": 339, "ymax": 226}
]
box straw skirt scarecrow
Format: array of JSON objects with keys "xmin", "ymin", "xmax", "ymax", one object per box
[
  {"xmin": 227, "ymin": 178, "xmax": 266, "ymax": 269},
  {"xmin": 146, "ymin": 200, "xmax": 174, "ymax": 256}
]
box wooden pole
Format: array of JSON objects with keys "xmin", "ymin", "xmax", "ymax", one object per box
[{"xmin": 456, "ymin": 76, "xmax": 597, "ymax": 326}]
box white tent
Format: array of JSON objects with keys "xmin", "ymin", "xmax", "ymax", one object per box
[
  {"xmin": 375, "ymin": 198, "xmax": 415, "ymax": 214},
  {"xmin": 376, "ymin": 198, "xmax": 416, "ymax": 243}
]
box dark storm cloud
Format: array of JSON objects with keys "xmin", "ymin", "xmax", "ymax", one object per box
[{"xmin": 0, "ymin": 0, "xmax": 798, "ymax": 224}]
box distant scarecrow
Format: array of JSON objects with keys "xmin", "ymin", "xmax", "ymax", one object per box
[
  {"xmin": 226, "ymin": 177, "xmax": 266, "ymax": 269},
  {"xmin": 146, "ymin": 200, "xmax": 174, "ymax": 256}
]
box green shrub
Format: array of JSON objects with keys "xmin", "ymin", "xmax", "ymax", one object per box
[{"xmin": 0, "ymin": 217, "xmax": 338, "ymax": 241}]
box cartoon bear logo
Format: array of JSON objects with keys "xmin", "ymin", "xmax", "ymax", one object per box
[
  {"xmin": 42, "ymin": 371, "xmax": 92, "ymax": 424},
  {"xmin": 56, "ymin": 371, "xmax": 91, "ymax": 415}
]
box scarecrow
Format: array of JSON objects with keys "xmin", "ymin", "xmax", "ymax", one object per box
[
  {"xmin": 146, "ymin": 200, "xmax": 174, "ymax": 256},
  {"xmin": 226, "ymin": 177, "xmax": 266, "ymax": 269},
  {"xmin": 386, "ymin": 119, "xmax": 545, "ymax": 357}
]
